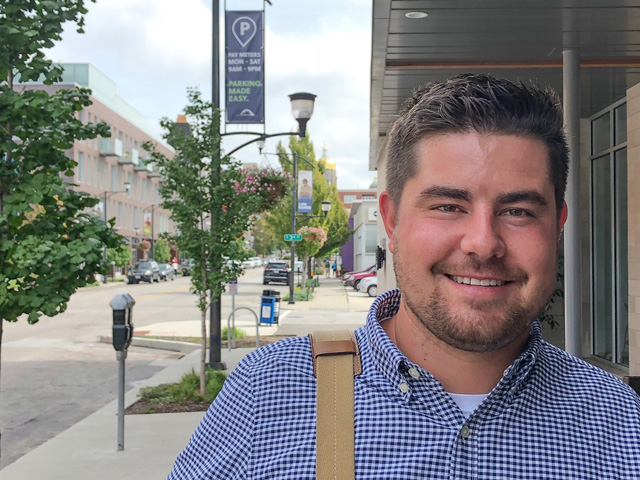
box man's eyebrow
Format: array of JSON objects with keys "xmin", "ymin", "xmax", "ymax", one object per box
[
  {"xmin": 497, "ymin": 191, "xmax": 548, "ymax": 207},
  {"xmin": 418, "ymin": 186, "xmax": 472, "ymax": 202}
]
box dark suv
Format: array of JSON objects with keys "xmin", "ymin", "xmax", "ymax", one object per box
[
  {"xmin": 127, "ymin": 261, "xmax": 160, "ymax": 284},
  {"xmin": 263, "ymin": 261, "xmax": 290, "ymax": 285}
]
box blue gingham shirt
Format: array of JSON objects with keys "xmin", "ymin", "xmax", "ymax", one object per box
[{"xmin": 168, "ymin": 289, "xmax": 640, "ymax": 479}]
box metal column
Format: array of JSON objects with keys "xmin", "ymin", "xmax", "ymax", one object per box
[
  {"xmin": 563, "ymin": 49, "xmax": 582, "ymax": 357},
  {"xmin": 289, "ymin": 152, "xmax": 297, "ymax": 304}
]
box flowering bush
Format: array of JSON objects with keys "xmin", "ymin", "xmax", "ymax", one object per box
[
  {"xmin": 138, "ymin": 240, "xmax": 151, "ymax": 251},
  {"xmin": 298, "ymin": 226, "xmax": 327, "ymax": 251},
  {"xmin": 235, "ymin": 166, "xmax": 290, "ymax": 210}
]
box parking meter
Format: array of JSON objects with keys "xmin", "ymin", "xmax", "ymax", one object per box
[
  {"xmin": 110, "ymin": 292, "xmax": 135, "ymax": 451},
  {"xmin": 110, "ymin": 293, "xmax": 135, "ymax": 351}
]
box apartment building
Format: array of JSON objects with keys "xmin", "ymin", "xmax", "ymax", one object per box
[{"xmin": 19, "ymin": 63, "xmax": 177, "ymax": 264}]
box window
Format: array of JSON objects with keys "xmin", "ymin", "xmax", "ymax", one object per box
[
  {"xmin": 110, "ymin": 166, "xmax": 116, "ymax": 191},
  {"xmin": 590, "ymin": 98, "xmax": 628, "ymax": 366},
  {"xmin": 364, "ymin": 224, "xmax": 377, "ymax": 254},
  {"xmin": 77, "ymin": 152, "xmax": 85, "ymax": 183},
  {"xmin": 362, "ymin": 194, "xmax": 375, "ymax": 200},
  {"xmin": 344, "ymin": 195, "xmax": 356, "ymax": 203},
  {"xmin": 93, "ymin": 156, "xmax": 98, "ymax": 187}
]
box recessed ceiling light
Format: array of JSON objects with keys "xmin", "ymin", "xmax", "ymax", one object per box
[{"xmin": 405, "ymin": 12, "xmax": 428, "ymax": 19}]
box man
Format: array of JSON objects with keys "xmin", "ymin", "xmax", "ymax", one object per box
[{"xmin": 167, "ymin": 74, "xmax": 640, "ymax": 479}]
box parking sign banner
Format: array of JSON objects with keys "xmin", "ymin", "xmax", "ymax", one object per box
[{"xmin": 225, "ymin": 11, "xmax": 264, "ymax": 124}]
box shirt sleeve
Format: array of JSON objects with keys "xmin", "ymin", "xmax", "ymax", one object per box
[{"xmin": 166, "ymin": 358, "xmax": 255, "ymax": 480}]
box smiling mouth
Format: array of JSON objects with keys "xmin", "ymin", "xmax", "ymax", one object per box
[{"xmin": 446, "ymin": 275, "xmax": 510, "ymax": 287}]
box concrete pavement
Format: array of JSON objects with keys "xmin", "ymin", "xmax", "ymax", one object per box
[{"xmin": 0, "ymin": 278, "xmax": 374, "ymax": 479}]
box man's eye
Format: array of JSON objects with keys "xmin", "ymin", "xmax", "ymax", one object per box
[
  {"xmin": 436, "ymin": 205, "xmax": 461, "ymax": 213},
  {"xmin": 505, "ymin": 208, "xmax": 530, "ymax": 217}
]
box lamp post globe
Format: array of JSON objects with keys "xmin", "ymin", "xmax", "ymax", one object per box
[{"xmin": 289, "ymin": 92, "xmax": 317, "ymax": 138}]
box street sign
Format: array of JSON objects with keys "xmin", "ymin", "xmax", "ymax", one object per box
[
  {"xmin": 229, "ymin": 280, "xmax": 238, "ymax": 295},
  {"xmin": 284, "ymin": 234, "xmax": 302, "ymax": 242}
]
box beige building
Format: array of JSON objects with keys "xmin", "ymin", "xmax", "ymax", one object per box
[
  {"xmin": 369, "ymin": 1, "xmax": 640, "ymax": 380},
  {"xmin": 20, "ymin": 63, "xmax": 177, "ymax": 264}
]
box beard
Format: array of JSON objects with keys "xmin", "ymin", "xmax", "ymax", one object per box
[{"xmin": 392, "ymin": 235, "xmax": 553, "ymax": 353}]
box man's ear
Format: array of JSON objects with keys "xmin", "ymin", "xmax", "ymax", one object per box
[
  {"xmin": 558, "ymin": 201, "xmax": 568, "ymax": 237},
  {"xmin": 379, "ymin": 190, "xmax": 397, "ymax": 253}
]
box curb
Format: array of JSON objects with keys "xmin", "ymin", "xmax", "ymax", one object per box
[{"xmin": 98, "ymin": 336, "xmax": 201, "ymax": 354}]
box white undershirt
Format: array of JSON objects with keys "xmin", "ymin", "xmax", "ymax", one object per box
[{"xmin": 447, "ymin": 393, "xmax": 488, "ymax": 419}]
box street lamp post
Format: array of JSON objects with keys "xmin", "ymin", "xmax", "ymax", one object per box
[
  {"xmin": 289, "ymin": 198, "xmax": 331, "ymax": 304},
  {"xmin": 198, "ymin": 92, "xmax": 318, "ymax": 368},
  {"xmin": 102, "ymin": 182, "xmax": 131, "ymax": 283}
]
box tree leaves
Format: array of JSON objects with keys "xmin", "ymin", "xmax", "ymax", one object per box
[{"xmin": 1, "ymin": 0, "xmax": 120, "ymax": 325}]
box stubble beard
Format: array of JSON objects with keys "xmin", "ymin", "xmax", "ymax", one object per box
[{"xmin": 392, "ymin": 236, "xmax": 553, "ymax": 353}]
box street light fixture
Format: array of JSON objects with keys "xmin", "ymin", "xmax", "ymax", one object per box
[
  {"xmin": 289, "ymin": 92, "xmax": 317, "ymax": 138},
  {"xmin": 102, "ymin": 182, "xmax": 131, "ymax": 283}
]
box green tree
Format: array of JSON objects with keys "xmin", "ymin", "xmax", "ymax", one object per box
[
  {"xmin": 154, "ymin": 237, "xmax": 171, "ymax": 264},
  {"xmin": 145, "ymin": 88, "xmax": 263, "ymax": 394},
  {"xmin": 252, "ymin": 215, "xmax": 276, "ymax": 256},
  {"xmin": 265, "ymin": 135, "xmax": 350, "ymax": 274},
  {"xmin": 107, "ymin": 242, "xmax": 132, "ymax": 269},
  {"xmin": 0, "ymin": 1, "xmax": 120, "ymax": 372}
]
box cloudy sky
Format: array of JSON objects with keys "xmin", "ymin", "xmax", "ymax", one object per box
[{"xmin": 45, "ymin": 0, "xmax": 375, "ymax": 189}]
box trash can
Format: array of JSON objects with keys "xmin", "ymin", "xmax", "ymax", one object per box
[
  {"xmin": 263, "ymin": 289, "xmax": 281, "ymax": 324},
  {"xmin": 260, "ymin": 295, "xmax": 276, "ymax": 325}
]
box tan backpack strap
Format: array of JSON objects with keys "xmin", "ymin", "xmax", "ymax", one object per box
[{"xmin": 309, "ymin": 330, "xmax": 361, "ymax": 480}]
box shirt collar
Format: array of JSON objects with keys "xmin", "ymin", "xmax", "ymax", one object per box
[{"xmin": 364, "ymin": 289, "xmax": 543, "ymax": 392}]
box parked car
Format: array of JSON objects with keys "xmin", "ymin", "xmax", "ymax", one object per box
[
  {"xmin": 127, "ymin": 260, "xmax": 160, "ymax": 284},
  {"xmin": 242, "ymin": 256, "xmax": 262, "ymax": 269},
  {"xmin": 358, "ymin": 276, "xmax": 378, "ymax": 297},
  {"xmin": 343, "ymin": 264, "xmax": 376, "ymax": 290},
  {"xmin": 181, "ymin": 259, "xmax": 195, "ymax": 276},
  {"xmin": 263, "ymin": 261, "xmax": 291, "ymax": 285},
  {"xmin": 158, "ymin": 263, "xmax": 176, "ymax": 281}
]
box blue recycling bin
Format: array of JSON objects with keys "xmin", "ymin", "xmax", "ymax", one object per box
[{"xmin": 260, "ymin": 295, "xmax": 276, "ymax": 325}]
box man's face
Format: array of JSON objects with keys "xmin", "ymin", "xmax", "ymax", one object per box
[{"xmin": 380, "ymin": 131, "xmax": 567, "ymax": 353}]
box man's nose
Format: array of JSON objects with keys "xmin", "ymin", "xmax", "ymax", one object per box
[{"xmin": 459, "ymin": 210, "xmax": 506, "ymax": 260}]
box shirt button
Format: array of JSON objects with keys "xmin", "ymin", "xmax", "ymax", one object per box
[
  {"xmin": 408, "ymin": 367, "xmax": 420, "ymax": 379},
  {"xmin": 399, "ymin": 382, "xmax": 410, "ymax": 393},
  {"xmin": 460, "ymin": 425, "xmax": 470, "ymax": 439}
]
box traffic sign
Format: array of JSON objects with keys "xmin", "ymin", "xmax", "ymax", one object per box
[{"xmin": 284, "ymin": 234, "xmax": 302, "ymax": 242}]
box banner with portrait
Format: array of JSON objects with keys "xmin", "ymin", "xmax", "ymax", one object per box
[
  {"xmin": 297, "ymin": 170, "xmax": 313, "ymax": 213},
  {"xmin": 143, "ymin": 211, "xmax": 152, "ymax": 235}
]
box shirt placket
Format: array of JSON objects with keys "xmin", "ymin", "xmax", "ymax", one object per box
[{"xmin": 449, "ymin": 420, "xmax": 478, "ymax": 480}]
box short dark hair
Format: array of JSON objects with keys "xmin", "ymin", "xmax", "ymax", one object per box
[{"xmin": 386, "ymin": 74, "xmax": 569, "ymax": 214}]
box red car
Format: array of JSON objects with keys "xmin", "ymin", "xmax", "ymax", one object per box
[{"xmin": 342, "ymin": 265, "xmax": 376, "ymax": 290}]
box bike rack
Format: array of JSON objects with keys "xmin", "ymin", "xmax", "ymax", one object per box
[{"xmin": 226, "ymin": 307, "xmax": 260, "ymax": 351}]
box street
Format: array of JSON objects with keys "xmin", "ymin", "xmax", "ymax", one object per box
[{"xmin": 0, "ymin": 266, "xmax": 294, "ymax": 469}]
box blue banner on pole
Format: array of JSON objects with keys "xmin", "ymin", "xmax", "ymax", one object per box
[
  {"xmin": 297, "ymin": 170, "xmax": 313, "ymax": 213},
  {"xmin": 225, "ymin": 11, "xmax": 264, "ymax": 124}
]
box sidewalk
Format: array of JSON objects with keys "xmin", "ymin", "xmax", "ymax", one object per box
[{"xmin": 1, "ymin": 278, "xmax": 373, "ymax": 479}]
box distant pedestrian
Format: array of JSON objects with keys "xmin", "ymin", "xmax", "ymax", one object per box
[
  {"xmin": 324, "ymin": 259, "xmax": 330, "ymax": 278},
  {"xmin": 331, "ymin": 261, "xmax": 337, "ymax": 277}
]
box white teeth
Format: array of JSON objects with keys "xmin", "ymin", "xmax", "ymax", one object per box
[{"xmin": 451, "ymin": 276, "xmax": 505, "ymax": 287}]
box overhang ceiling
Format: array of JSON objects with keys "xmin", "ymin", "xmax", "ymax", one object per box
[{"xmin": 370, "ymin": 0, "xmax": 640, "ymax": 169}]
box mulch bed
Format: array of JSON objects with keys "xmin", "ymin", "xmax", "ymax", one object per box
[
  {"xmin": 126, "ymin": 335, "xmax": 291, "ymax": 415},
  {"xmin": 126, "ymin": 400, "xmax": 211, "ymax": 415}
]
